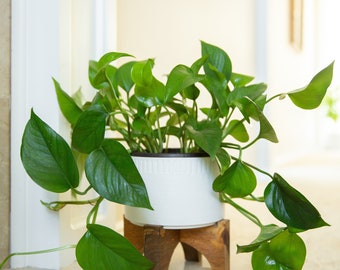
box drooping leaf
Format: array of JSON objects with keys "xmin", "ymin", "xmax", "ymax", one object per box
[
  {"xmin": 21, "ymin": 110, "xmax": 79, "ymax": 193},
  {"xmin": 213, "ymin": 160, "xmax": 256, "ymax": 197},
  {"xmin": 72, "ymin": 104, "xmax": 108, "ymax": 154},
  {"xmin": 76, "ymin": 224, "xmax": 154, "ymax": 270},
  {"xmin": 251, "ymin": 230, "xmax": 306, "ymax": 270},
  {"xmin": 264, "ymin": 173, "xmax": 329, "ymax": 230},
  {"xmin": 234, "ymin": 97, "xmax": 278, "ymax": 143},
  {"xmin": 237, "ymin": 224, "xmax": 284, "ymax": 253},
  {"xmin": 288, "ymin": 62, "xmax": 334, "ymax": 109},
  {"xmin": 225, "ymin": 119, "xmax": 249, "ymax": 142},
  {"xmin": 164, "ymin": 64, "xmax": 204, "ymax": 102},
  {"xmin": 85, "ymin": 139, "xmax": 152, "ymax": 209},
  {"xmin": 53, "ymin": 78, "xmax": 83, "ymax": 126},
  {"xmin": 186, "ymin": 120, "xmax": 222, "ymax": 158}
]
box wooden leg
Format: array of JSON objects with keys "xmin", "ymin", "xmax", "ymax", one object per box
[
  {"xmin": 181, "ymin": 242, "xmax": 201, "ymax": 262},
  {"xmin": 124, "ymin": 218, "xmax": 230, "ymax": 270},
  {"xmin": 143, "ymin": 225, "xmax": 180, "ymax": 270},
  {"xmin": 180, "ymin": 220, "xmax": 230, "ymax": 270}
]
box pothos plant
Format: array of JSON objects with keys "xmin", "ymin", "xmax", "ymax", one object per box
[{"xmin": 1, "ymin": 41, "xmax": 334, "ymax": 270}]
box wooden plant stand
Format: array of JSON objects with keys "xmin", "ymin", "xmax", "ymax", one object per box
[{"xmin": 124, "ymin": 217, "xmax": 230, "ymax": 270}]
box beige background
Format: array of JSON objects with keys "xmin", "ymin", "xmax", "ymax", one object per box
[{"xmin": 0, "ymin": 0, "xmax": 11, "ymax": 266}]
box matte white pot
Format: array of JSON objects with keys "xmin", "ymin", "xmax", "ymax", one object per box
[{"xmin": 125, "ymin": 151, "xmax": 224, "ymax": 229}]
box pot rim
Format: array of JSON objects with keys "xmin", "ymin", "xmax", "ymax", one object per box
[{"xmin": 131, "ymin": 148, "xmax": 209, "ymax": 158}]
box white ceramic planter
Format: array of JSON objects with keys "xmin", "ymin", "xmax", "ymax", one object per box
[{"xmin": 125, "ymin": 152, "xmax": 224, "ymax": 229}]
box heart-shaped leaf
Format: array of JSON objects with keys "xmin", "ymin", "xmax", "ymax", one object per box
[
  {"xmin": 201, "ymin": 41, "xmax": 232, "ymax": 81},
  {"xmin": 264, "ymin": 173, "xmax": 329, "ymax": 230},
  {"xmin": 164, "ymin": 64, "xmax": 204, "ymax": 102},
  {"xmin": 213, "ymin": 160, "xmax": 256, "ymax": 197},
  {"xmin": 21, "ymin": 110, "xmax": 79, "ymax": 193},
  {"xmin": 288, "ymin": 62, "xmax": 334, "ymax": 109},
  {"xmin": 85, "ymin": 139, "xmax": 152, "ymax": 209},
  {"xmin": 251, "ymin": 230, "xmax": 306, "ymax": 270},
  {"xmin": 72, "ymin": 105, "xmax": 108, "ymax": 154},
  {"xmin": 76, "ymin": 224, "xmax": 153, "ymax": 270},
  {"xmin": 116, "ymin": 61, "xmax": 136, "ymax": 93}
]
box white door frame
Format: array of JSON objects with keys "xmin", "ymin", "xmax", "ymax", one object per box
[{"xmin": 10, "ymin": 0, "xmax": 116, "ymax": 268}]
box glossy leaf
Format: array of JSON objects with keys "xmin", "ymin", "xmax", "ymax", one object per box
[
  {"xmin": 76, "ymin": 224, "xmax": 153, "ymax": 270},
  {"xmin": 234, "ymin": 97, "xmax": 278, "ymax": 143},
  {"xmin": 201, "ymin": 76, "xmax": 230, "ymax": 116},
  {"xmin": 227, "ymin": 83, "xmax": 267, "ymax": 106},
  {"xmin": 53, "ymin": 78, "xmax": 83, "ymax": 126},
  {"xmin": 264, "ymin": 173, "xmax": 329, "ymax": 230},
  {"xmin": 252, "ymin": 230, "xmax": 306, "ymax": 270},
  {"xmin": 186, "ymin": 120, "xmax": 222, "ymax": 158},
  {"xmin": 213, "ymin": 160, "xmax": 256, "ymax": 197},
  {"xmin": 230, "ymin": 72, "xmax": 254, "ymax": 87},
  {"xmin": 131, "ymin": 59, "xmax": 154, "ymax": 86},
  {"xmin": 201, "ymin": 41, "xmax": 232, "ymax": 81},
  {"xmin": 237, "ymin": 224, "xmax": 284, "ymax": 253},
  {"xmin": 288, "ymin": 62, "xmax": 334, "ymax": 109},
  {"xmin": 85, "ymin": 139, "xmax": 152, "ymax": 209},
  {"xmin": 21, "ymin": 110, "xmax": 79, "ymax": 193},
  {"xmin": 164, "ymin": 64, "xmax": 204, "ymax": 102},
  {"xmin": 116, "ymin": 61, "xmax": 136, "ymax": 93},
  {"xmin": 72, "ymin": 105, "xmax": 108, "ymax": 153},
  {"xmin": 225, "ymin": 119, "xmax": 249, "ymax": 142},
  {"xmin": 215, "ymin": 148, "xmax": 231, "ymax": 174}
]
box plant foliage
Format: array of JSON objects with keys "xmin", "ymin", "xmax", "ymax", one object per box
[{"xmin": 3, "ymin": 41, "xmax": 333, "ymax": 269}]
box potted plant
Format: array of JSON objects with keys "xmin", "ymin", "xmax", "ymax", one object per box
[{"xmin": 1, "ymin": 41, "xmax": 333, "ymax": 270}]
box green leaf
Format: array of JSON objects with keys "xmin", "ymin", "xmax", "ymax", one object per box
[
  {"xmin": 215, "ymin": 148, "xmax": 231, "ymax": 174},
  {"xmin": 264, "ymin": 173, "xmax": 329, "ymax": 230},
  {"xmin": 186, "ymin": 120, "xmax": 222, "ymax": 158},
  {"xmin": 164, "ymin": 64, "xmax": 204, "ymax": 102},
  {"xmin": 230, "ymin": 72, "xmax": 254, "ymax": 87},
  {"xmin": 76, "ymin": 224, "xmax": 154, "ymax": 270},
  {"xmin": 201, "ymin": 41, "xmax": 232, "ymax": 81},
  {"xmin": 131, "ymin": 59, "xmax": 154, "ymax": 86},
  {"xmin": 234, "ymin": 97, "xmax": 278, "ymax": 143},
  {"xmin": 181, "ymin": 84, "xmax": 200, "ymax": 100},
  {"xmin": 21, "ymin": 110, "xmax": 79, "ymax": 193},
  {"xmin": 225, "ymin": 119, "xmax": 249, "ymax": 142},
  {"xmin": 213, "ymin": 160, "xmax": 256, "ymax": 197},
  {"xmin": 237, "ymin": 224, "xmax": 284, "ymax": 253},
  {"xmin": 227, "ymin": 83, "xmax": 267, "ymax": 106},
  {"xmin": 85, "ymin": 139, "xmax": 152, "ymax": 209},
  {"xmin": 88, "ymin": 52, "xmax": 132, "ymax": 89},
  {"xmin": 252, "ymin": 230, "xmax": 306, "ymax": 270},
  {"xmin": 116, "ymin": 61, "xmax": 136, "ymax": 93},
  {"xmin": 288, "ymin": 62, "xmax": 334, "ymax": 109},
  {"xmin": 72, "ymin": 105, "xmax": 108, "ymax": 153},
  {"xmin": 200, "ymin": 76, "xmax": 230, "ymax": 116},
  {"xmin": 53, "ymin": 78, "xmax": 83, "ymax": 126}
]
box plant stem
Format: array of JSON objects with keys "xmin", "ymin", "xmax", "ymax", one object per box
[
  {"xmin": 72, "ymin": 185, "xmax": 92, "ymax": 196},
  {"xmin": 0, "ymin": 245, "xmax": 76, "ymax": 269},
  {"xmin": 41, "ymin": 197, "xmax": 100, "ymax": 211},
  {"xmin": 86, "ymin": 196, "xmax": 104, "ymax": 224},
  {"xmin": 220, "ymin": 193, "xmax": 263, "ymax": 227}
]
